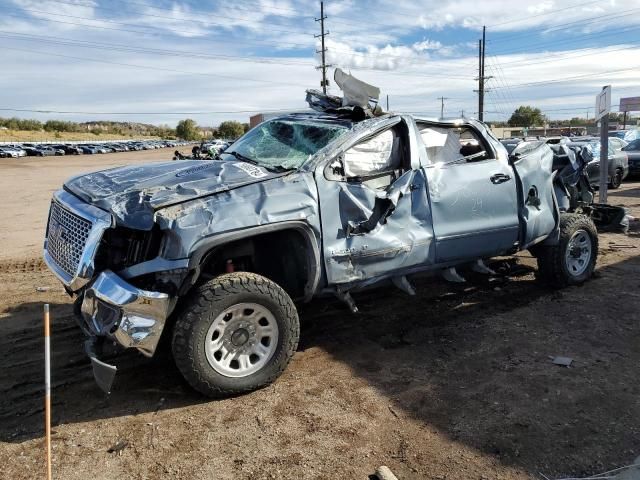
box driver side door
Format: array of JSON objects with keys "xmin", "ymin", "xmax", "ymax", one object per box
[{"xmin": 315, "ymin": 120, "xmax": 435, "ymax": 286}]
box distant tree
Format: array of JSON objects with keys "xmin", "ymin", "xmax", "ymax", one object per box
[
  {"xmin": 217, "ymin": 120, "xmax": 245, "ymax": 139},
  {"xmin": 508, "ymin": 106, "xmax": 546, "ymax": 127},
  {"xmin": 176, "ymin": 119, "xmax": 200, "ymax": 140},
  {"xmin": 242, "ymin": 123, "xmax": 250, "ymax": 134}
]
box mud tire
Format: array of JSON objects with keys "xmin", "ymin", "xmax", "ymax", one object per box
[
  {"xmin": 534, "ymin": 213, "xmax": 598, "ymax": 288},
  {"xmin": 172, "ymin": 272, "xmax": 299, "ymax": 397}
]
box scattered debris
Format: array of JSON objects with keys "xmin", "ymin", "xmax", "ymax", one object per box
[
  {"xmin": 107, "ymin": 440, "xmax": 128, "ymax": 455},
  {"xmin": 608, "ymin": 243, "xmax": 637, "ymax": 250},
  {"xmin": 35, "ymin": 286, "xmax": 51, "ymax": 292},
  {"xmin": 388, "ymin": 406, "xmax": 399, "ymax": 418},
  {"xmin": 374, "ymin": 465, "xmax": 399, "ymax": 480},
  {"xmin": 591, "ymin": 204, "xmax": 630, "ymax": 233},
  {"xmin": 550, "ymin": 356, "xmax": 573, "ymax": 367}
]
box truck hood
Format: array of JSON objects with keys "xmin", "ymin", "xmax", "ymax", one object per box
[{"xmin": 65, "ymin": 160, "xmax": 284, "ymax": 229}]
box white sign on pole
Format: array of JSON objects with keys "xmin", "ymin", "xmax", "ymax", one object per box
[
  {"xmin": 595, "ymin": 85, "xmax": 611, "ymax": 121},
  {"xmin": 620, "ymin": 96, "xmax": 640, "ymax": 113}
]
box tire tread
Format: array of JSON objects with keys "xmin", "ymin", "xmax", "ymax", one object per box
[
  {"xmin": 172, "ymin": 272, "xmax": 299, "ymax": 397},
  {"xmin": 535, "ymin": 213, "xmax": 598, "ymax": 288}
]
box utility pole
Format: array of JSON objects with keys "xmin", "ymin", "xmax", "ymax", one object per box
[
  {"xmin": 386, "ymin": 94, "xmax": 389, "ymax": 111},
  {"xmin": 438, "ymin": 96, "xmax": 449, "ymax": 118},
  {"xmin": 475, "ymin": 26, "xmax": 491, "ymax": 122},
  {"xmin": 478, "ymin": 39, "xmax": 483, "ymax": 121},
  {"xmin": 315, "ymin": 1, "xmax": 331, "ymax": 94}
]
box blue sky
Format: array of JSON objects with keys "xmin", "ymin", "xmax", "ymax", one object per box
[{"xmin": 0, "ymin": 0, "xmax": 638, "ymax": 126}]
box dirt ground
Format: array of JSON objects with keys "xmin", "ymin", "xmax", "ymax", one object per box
[{"xmin": 1, "ymin": 151, "xmax": 639, "ymax": 480}]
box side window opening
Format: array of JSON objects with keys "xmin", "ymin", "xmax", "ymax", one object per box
[
  {"xmin": 328, "ymin": 124, "xmax": 409, "ymax": 190},
  {"xmin": 419, "ymin": 124, "xmax": 493, "ymax": 165},
  {"xmin": 324, "ymin": 123, "xmax": 412, "ymax": 237}
]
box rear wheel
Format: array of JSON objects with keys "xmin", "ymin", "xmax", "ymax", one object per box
[
  {"xmin": 609, "ymin": 168, "xmax": 623, "ymax": 189},
  {"xmin": 534, "ymin": 213, "xmax": 598, "ymax": 288},
  {"xmin": 172, "ymin": 272, "xmax": 299, "ymax": 397}
]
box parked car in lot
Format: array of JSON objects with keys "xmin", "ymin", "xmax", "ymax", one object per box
[
  {"xmin": 23, "ymin": 146, "xmax": 57, "ymax": 156},
  {"xmin": 0, "ymin": 145, "xmax": 27, "ymax": 158},
  {"xmin": 545, "ymin": 136, "xmax": 570, "ymax": 145},
  {"xmin": 44, "ymin": 112, "xmax": 599, "ymax": 397},
  {"xmin": 52, "ymin": 144, "xmax": 83, "ymax": 155},
  {"xmin": 622, "ymin": 139, "xmax": 640, "ymax": 176},
  {"xmin": 567, "ymin": 138, "xmax": 629, "ymax": 189},
  {"xmin": 78, "ymin": 144, "xmax": 98, "ymax": 154},
  {"xmin": 608, "ymin": 136, "xmax": 628, "ymax": 152},
  {"xmin": 609, "ymin": 129, "xmax": 640, "ymax": 142},
  {"xmin": 500, "ymin": 138, "xmax": 523, "ymax": 154}
]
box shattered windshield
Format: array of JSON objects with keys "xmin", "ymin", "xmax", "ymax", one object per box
[{"xmin": 222, "ymin": 118, "xmax": 348, "ymax": 170}]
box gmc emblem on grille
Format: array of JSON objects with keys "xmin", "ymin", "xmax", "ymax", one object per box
[{"xmin": 49, "ymin": 220, "xmax": 69, "ymax": 243}]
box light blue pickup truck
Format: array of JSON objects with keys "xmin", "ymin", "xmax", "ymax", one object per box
[{"xmin": 44, "ymin": 112, "xmax": 598, "ymax": 397}]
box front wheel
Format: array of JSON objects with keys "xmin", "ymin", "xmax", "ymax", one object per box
[
  {"xmin": 534, "ymin": 213, "xmax": 598, "ymax": 288},
  {"xmin": 172, "ymin": 272, "xmax": 299, "ymax": 397}
]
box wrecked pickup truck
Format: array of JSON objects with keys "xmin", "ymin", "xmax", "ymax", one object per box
[{"xmin": 43, "ymin": 111, "xmax": 598, "ymax": 397}]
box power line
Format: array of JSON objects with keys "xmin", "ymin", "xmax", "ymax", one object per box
[
  {"xmin": 4, "ymin": 10, "xmax": 314, "ymax": 50},
  {"xmin": 1, "ymin": 46, "xmax": 312, "ymax": 88},
  {"xmin": 4, "ymin": 8, "xmax": 475, "ymax": 69},
  {"xmin": 0, "ymin": 107, "xmax": 305, "ymax": 115},
  {"xmin": 491, "ymin": 24, "xmax": 640, "ymax": 55},
  {"xmin": 491, "ymin": 44, "xmax": 640, "ymax": 68},
  {"xmin": 488, "ymin": 0, "xmax": 601, "ymax": 27},
  {"xmin": 491, "ymin": 6, "xmax": 640, "ymax": 43},
  {"xmin": 491, "ymin": 67, "xmax": 640, "ymax": 90},
  {"xmin": 0, "ymin": 30, "xmax": 477, "ymax": 81},
  {"xmin": 0, "ymin": 31, "xmax": 316, "ymax": 66},
  {"xmin": 48, "ymin": 0, "xmax": 314, "ymax": 37}
]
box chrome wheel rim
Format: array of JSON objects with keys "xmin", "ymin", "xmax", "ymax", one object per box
[
  {"xmin": 205, "ymin": 303, "xmax": 279, "ymax": 378},
  {"xmin": 565, "ymin": 229, "xmax": 592, "ymax": 277}
]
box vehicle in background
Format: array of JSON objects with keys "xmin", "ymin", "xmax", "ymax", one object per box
[
  {"xmin": 500, "ymin": 138, "xmax": 522, "ymax": 154},
  {"xmin": 608, "ymin": 137, "xmax": 628, "ymax": 152},
  {"xmin": 78, "ymin": 144, "xmax": 99, "ymax": 154},
  {"xmin": 97, "ymin": 144, "xmax": 115, "ymax": 153},
  {"xmin": 38, "ymin": 146, "xmax": 63, "ymax": 156},
  {"xmin": 567, "ymin": 138, "xmax": 629, "ymax": 189},
  {"xmin": 52, "ymin": 144, "xmax": 83, "ymax": 155},
  {"xmin": 622, "ymin": 139, "xmax": 640, "ymax": 176},
  {"xmin": 0, "ymin": 145, "xmax": 27, "ymax": 158},
  {"xmin": 610, "ymin": 129, "xmax": 640, "ymax": 142},
  {"xmin": 23, "ymin": 146, "xmax": 52, "ymax": 156},
  {"xmin": 6, "ymin": 140, "xmax": 177, "ymax": 157},
  {"xmin": 545, "ymin": 136, "xmax": 570, "ymax": 145}
]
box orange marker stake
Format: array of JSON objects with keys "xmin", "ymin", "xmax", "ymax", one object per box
[{"xmin": 44, "ymin": 304, "xmax": 52, "ymax": 480}]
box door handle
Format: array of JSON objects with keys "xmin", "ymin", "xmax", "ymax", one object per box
[{"xmin": 490, "ymin": 173, "xmax": 511, "ymax": 184}]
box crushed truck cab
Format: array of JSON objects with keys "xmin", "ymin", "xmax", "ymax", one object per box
[{"xmin": 44, "ymin": 112, "xmax": 597, "ymax": 396}]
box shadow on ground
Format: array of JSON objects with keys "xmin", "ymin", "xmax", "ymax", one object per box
[{"xmin": 1, "ymin": 255, "xmax": 639, "ymax": 478}]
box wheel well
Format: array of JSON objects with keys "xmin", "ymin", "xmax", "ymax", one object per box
[{"xmin": 197, "ymin": 229, "xmax": 314, "ymax": 300}]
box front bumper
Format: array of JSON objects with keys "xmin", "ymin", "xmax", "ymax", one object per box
[{"xmin": 80, "ymin": 270, "xmax": 171, "ymax": 357}]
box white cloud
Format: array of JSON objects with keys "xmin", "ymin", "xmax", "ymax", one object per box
[{"xmin": 0, "ymin": 0, "xmax": 639, "ymax": 126}]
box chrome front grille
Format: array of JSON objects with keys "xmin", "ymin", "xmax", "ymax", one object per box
[{"xmin": 46, "ymin": 201, "xmax": 93, "ymax": 277}]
